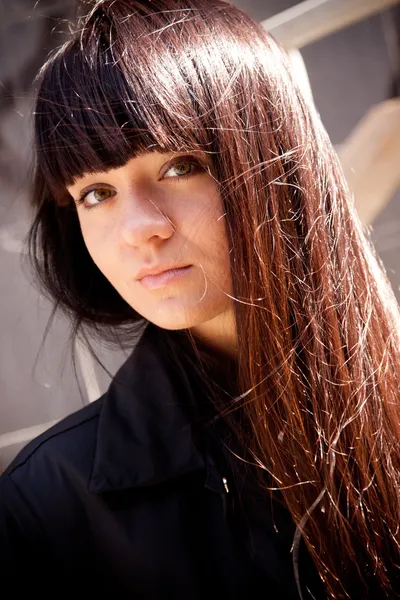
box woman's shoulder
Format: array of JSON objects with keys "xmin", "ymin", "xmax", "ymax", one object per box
[
  {"xmin": 1, "ymin": 397, "xmax": 104, "ymax": 500},
  {"xmin": 0, "ymin": 398, "xmax": 107, "ymax": 573}
]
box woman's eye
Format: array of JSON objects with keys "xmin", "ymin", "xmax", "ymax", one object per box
[
  {"xmin": 78, "ymin": 187, "xmax": 115, "ymax": 208},
  {"xmin": 75, "ymin": 157, "xmax": 205, "ymax": 209},
  {"xmin": 163, "ymin": 158, "xmax": 202, "ymax": 180}
]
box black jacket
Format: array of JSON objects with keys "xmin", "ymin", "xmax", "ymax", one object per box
[{"xmin": 0, "ymin": 323, "xmax": 324, "ymax": 598}]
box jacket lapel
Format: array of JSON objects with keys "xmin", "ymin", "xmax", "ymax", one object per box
[{"xmin": 88, "ymin": 323, "xmax": 207, "ymax": 494}]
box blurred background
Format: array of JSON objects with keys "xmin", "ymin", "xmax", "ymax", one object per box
[{"xmin": 0, "ymin": 0, "xmax": 399, "ymax": 471}]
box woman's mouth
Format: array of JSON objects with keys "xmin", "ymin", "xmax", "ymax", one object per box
[{"xmin": 138, "ymin": 265, "xmax": 192, "ymax": 290}]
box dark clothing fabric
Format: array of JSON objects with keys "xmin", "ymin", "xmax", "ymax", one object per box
[{"xmin": 0, "ymin": 323, "xmax": 324, "ymax": 598}]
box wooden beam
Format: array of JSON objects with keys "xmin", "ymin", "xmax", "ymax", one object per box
[
  {"xmin": 338, "ymin": 99, "xmax": 400, "ymax": 225},
  {"xmin": 262, "ymin": 0, "xmax": 400, "ymax": 50}
]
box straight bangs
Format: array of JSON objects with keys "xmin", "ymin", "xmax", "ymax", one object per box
[{"xmin": 33, "ymin": 2, "xmax": 217, "ymax": 200}]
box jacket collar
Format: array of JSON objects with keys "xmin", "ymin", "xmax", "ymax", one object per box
[{"xmin": 88, "ymin": 323, "xmax": 210, "ymax": 494}]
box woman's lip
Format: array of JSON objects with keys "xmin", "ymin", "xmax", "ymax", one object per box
[{"xmin": 138, "ymin": 265, "xmax": 192, "ymax": 290}]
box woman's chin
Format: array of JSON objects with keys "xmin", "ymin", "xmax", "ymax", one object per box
[{"xmin": 139, "ymin": 302, "xmax": 228, "ymax": 332}]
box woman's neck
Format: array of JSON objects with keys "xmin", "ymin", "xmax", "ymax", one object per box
[{"xmin": 190, "ymin": 305, "xmax": 238, "ymax": 360}]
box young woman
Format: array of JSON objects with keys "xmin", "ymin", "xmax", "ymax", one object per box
[{"xmin": 1, "ymin": 0, "xmax": 400, "ymax": 597}]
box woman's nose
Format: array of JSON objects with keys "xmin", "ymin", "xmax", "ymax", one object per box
[{"xmin": 119, "ymin": 193, "xmax": 174, "ymax": 247}]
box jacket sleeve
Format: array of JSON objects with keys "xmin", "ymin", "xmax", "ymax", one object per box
[{"xmin": 0, "ymin": 472, "xmax": 44, "ymax": 577}]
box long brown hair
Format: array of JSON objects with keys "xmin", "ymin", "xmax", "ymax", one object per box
[{"xmin": 28, "ymin": 0, "xmax": 400, "ymax": 596}]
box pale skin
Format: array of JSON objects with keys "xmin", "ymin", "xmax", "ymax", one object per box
[{"xmin": 67, "ymin": 150, "xmax": 237, "ymax": 358}]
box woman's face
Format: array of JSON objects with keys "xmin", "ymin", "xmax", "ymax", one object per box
[{"xmin": 67, "ymin": 150, "xmax": 234, "ymax": 337}]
